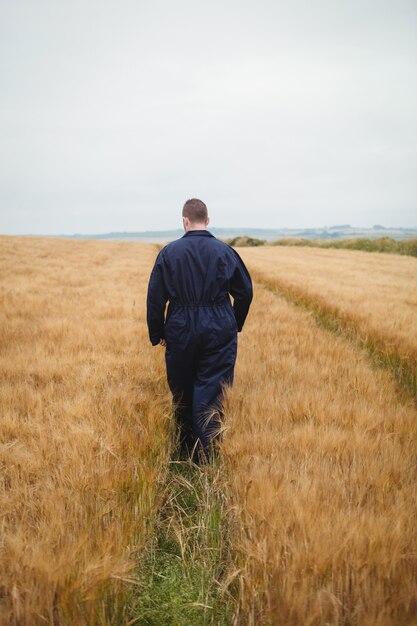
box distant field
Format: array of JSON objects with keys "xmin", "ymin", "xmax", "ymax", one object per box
[
  {"xmin": 1, "ymin": 237, "xmax": 416, "ymax": 626},
  {"xmin": 225, "ymin": 235, "xmax": 417, "ymax": 257},
  {"xmin": 272, "ymin": 236, "xmax": 417, "ymax": 256}
]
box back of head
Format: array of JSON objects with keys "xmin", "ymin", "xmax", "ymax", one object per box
[{"xmin": 182, "ymin": 198, "xmax": 208, "ymax": 224}]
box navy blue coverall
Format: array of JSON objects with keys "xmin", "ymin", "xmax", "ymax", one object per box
[{"xmin": 146, "ymin": 230, "xmax": 253, "ymax": 460}]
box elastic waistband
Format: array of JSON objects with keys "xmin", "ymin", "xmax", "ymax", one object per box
[{"xmin": 171, "ymin": 299, "xmax": 229, "ymax": 308}]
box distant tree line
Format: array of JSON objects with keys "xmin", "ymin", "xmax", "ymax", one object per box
[
  {"xmin": 224, "ymin": 236, "xmax": 266, "ymax": 247},
  {"xmin": 225, "ymin": 236, "xmax": 417, "ymax": 257}
]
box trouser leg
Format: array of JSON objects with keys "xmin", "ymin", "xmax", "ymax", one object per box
[
  {"xmin": 165, "ymin": 345, "xmax": 196, "ymax": 455},
  {"xmin": 192, "ymin": 334, "xmax": 237, "ymax": 460}
]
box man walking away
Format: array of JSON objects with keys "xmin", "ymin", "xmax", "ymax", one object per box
[{"xmin": 147, "ymin": 199, "xmax": 253, "ymax": 463}]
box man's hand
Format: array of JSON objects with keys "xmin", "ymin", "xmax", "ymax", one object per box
[{"xmin": 159, "ymin": 338, "xmax": 166, "ymax": 347}]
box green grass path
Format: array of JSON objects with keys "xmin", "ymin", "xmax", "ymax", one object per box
[{"xmin": 127, "ymin": 458, "xmax": 235, "ymax": 626}]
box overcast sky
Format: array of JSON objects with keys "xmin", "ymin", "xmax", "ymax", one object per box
[{"xmin": 1, "ymin": 0, "xmax": 416, "ymax": 234}]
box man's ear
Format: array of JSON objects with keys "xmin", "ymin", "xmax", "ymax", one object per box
[{"xmin": 206, "ymin": 216, "xmax": 210, "ymax": 226}]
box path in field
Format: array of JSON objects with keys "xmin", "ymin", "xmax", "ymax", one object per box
[
  {"xmin": 128, "ymin": 245, "xmax": 234, "ymax": 626},
  {"xmin": 239, "ymin": 247, "xmax": 417, "ymax": 399},
  {"xmin": 221, "ymin": 276, "xmax": 417, "ymax": 626},
  {"xmin": 130, "ymin": 458, "xmax": 234, "ymax": 626}
]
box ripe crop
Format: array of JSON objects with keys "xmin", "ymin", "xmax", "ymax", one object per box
[
  {"xmin": 1, "ymin": 236, "xmax": 416, "ymax": 625},
  {"xmin": 240, "ymin": 246, "xmax": 417, "ymax": 396},
  {"xmin": 0, "ymin": 237, "xmax": 171, "ymax": 625},
  {"xmin": 222, "ymin": 247, "xmax": 417, "ymax": 625}
]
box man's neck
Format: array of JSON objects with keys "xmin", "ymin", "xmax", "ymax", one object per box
[{"xmin": 186, "ymin": 224, "xmax": 207, "ymax": 232}]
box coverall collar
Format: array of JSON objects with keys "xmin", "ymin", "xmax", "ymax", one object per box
[{"xmin": 182, "ymin": 230, "xmax": 214, "ymax": 238}]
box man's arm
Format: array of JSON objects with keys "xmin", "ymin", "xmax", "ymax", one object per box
[
  {"xmin": 229, "ymin": 249, "xmax": 253, "ymax": 331},
  {"xmin": 146, "ymin": 250, "xmax": 168, "ymax": 346}
]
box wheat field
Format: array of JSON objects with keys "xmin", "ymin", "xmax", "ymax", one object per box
[
  {"xmin": 1, "ymin": 236, "xmax": 416, "ymax": 626},
  {"xmin": 222, "ymin": 275, "xmax": 417, "ymax": 625},
  {"xmin": 0, "ymin": 237, "xmax": 172, "ymax": 625},
  {"xmin": 239, "ymin": 246, "xmax": 417, "ymax": 394}
]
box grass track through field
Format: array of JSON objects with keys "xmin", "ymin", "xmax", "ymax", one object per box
[
  {"xmin": 249, "ymin": 267, "xmax": 417, "ymax": 401},
  {"xmin": 129, "ymin": 458, "xmax": 235, "ymax": 626},
  {"xmin": 122, "ymin": 244, "xmax": 234, "ymax": 626}
]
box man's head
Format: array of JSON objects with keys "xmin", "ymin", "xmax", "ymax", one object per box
[{"xmin": 182, "ymin": 198, "xmax": 209, "ymax": 232}]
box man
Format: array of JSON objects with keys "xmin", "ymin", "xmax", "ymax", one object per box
[{"xmin": 147, "ymin": 198, "xmax": 253, "ymax": 463}]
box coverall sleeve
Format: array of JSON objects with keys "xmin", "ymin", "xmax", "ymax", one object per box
[
  {"xmin": 229, "ymin": 249, "xmax": 253, "ymax": 332},
  {"xmin": 146, "ymin": 250, "xmax": 168, "ymax": 345}
]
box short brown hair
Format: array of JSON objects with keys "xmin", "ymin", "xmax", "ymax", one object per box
[{"xmin": 182, "ymin": 198, "xmax": 208, "ymax": 223}]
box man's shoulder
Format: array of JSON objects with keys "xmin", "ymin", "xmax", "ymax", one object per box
[
  {"xmin": 156, "ymin": 237, "xmax": 187, "ymax": 260},
  {"xmin": 161, "ymin": 237, "xmax": 184, "ymax": 253},
  {"xmin": 205, "ymin": 235, "xmax": 232, "ymax": 250}
]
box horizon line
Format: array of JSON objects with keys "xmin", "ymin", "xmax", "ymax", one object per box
[{"xmin": 2, "ymin": 224, "xmax": 417, "ymax": 238}]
